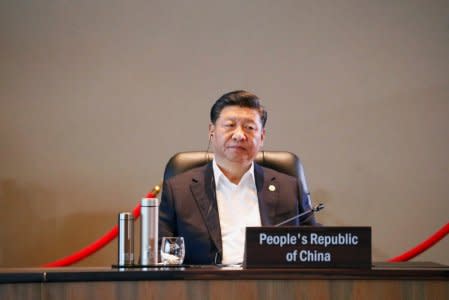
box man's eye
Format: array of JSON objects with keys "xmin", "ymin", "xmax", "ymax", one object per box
[
  {"xmin": 224, "ymin": 123, "xmax": 235, "ymax": 128},
  {"xmin": 245, "ymin": 125, "xmax": 256, "ymax": 131}
]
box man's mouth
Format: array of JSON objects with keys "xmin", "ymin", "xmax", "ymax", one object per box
[{"xmin": 227, "ymin": 145, "xmax": 246, "ymax": 151}]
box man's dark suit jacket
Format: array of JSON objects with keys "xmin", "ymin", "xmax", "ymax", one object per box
[{"xmin": 159, "ymin": 162, "xmax": 317, "ymax": 265}]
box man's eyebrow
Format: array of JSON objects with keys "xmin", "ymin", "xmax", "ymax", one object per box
[{"xmin": 223, "ymin": 116, "xmax": 257, "ymax": 123}]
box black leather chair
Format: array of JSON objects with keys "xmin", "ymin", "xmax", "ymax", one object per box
[{"xmin": 163, "ymin": 151, "xmax": 311, "ymax": 200}]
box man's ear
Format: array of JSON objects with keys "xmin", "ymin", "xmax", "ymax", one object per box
[
  {"xmin": 260, "ymin": 128, "xmax": 266, "ymax": 146},
  {"xmin": 208, "ymin": 123, "xmax": 215, "ymax": 138}
]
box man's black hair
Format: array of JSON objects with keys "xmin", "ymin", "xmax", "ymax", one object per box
[{"xmin": 210, "ymin": 90, "xmax": 267, "ymax": 127}]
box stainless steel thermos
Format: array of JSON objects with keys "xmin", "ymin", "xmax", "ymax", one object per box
[
  {"xmin": 118, "ymin": 212, "xmax": 134, "ymax": 266},
  {"xmin": 140, "ymin": 198, "xmax": 160, "ymax": 265}
]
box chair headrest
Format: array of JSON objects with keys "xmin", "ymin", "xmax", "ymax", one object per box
[{"xmin": 163, "ymin": 151, "xmax": 310, "ymax": 195}]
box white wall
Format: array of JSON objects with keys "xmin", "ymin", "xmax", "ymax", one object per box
[{"xmin": 1, "ymin": 0, "xmax": 448, "ymax": 266}]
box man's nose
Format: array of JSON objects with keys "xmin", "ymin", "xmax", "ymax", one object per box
[{"xmin": 232, "ymin": 126, "xmax": 246, "ymax": 141}]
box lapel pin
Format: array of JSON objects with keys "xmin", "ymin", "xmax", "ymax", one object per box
[{"xmin": 268, "ymin": 184, "xmax": 276, "ymax": 192}]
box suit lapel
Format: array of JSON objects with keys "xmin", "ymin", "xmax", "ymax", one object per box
[
  {"xmin": 188, "ymin": 163, "xmax": 280, "ymax": 255},
  {"xmin": 255, "ymin": 164, "xmax": 279, "ymax": 226},
  {"xmin": 189, "ymin": 163, "xmax": 222, "ymax": 253}
]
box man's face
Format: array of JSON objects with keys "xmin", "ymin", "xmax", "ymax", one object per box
[{"xmin": 209, "ymin": 106, "xmax": 265, "ymax": 167}]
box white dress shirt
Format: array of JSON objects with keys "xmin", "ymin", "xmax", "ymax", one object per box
[{"xmin": 212, "ymin": 159, "xmax": 262, "ymax": 265}]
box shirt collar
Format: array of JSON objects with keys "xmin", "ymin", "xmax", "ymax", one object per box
[{"xmin": 212, "ymin": 158, "xmax": 255, "ymax": 187}]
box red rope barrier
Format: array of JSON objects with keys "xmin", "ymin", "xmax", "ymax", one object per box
[
  {"xmin": 388, "ymin": 222, "xmax": 449, "ymax": 262},
  {"xmin": 41, "ymin": 183, "xmax": 447, "ymax": 266},
  {"xmin": 42, "ymin": 191, "xmax": 157, "ymax": 268}
]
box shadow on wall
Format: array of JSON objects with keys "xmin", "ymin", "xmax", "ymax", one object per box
[
  {"xmin": 0, "ymin": 179, "xmax": 117, "ymax": 267},
  {"xmin": 312, "ymin": 188, "xmax": 390, "ymax": 261}
]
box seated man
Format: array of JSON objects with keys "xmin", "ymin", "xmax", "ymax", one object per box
[{"xmin": 159, "ymin": 90, "xmax": 318, "ymax": 265}]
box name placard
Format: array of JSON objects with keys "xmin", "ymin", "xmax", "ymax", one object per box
[{"xmin": 244, "ymin": 226, "xmax": 371, "ymax": 269}]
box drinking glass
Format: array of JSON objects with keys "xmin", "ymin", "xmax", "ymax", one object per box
[{"xmin": 160, "ymin": 237, "xmax": 185, "ymax": 265}]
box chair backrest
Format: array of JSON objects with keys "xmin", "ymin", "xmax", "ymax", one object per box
[{"xmin": 163, "ymin": 151, "xmax": 311, "ymax": 196}]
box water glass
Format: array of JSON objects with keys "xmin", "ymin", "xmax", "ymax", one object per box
[{"xmin": 160, "ymin": 237, "xmax": 185, "ymax": 265}]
